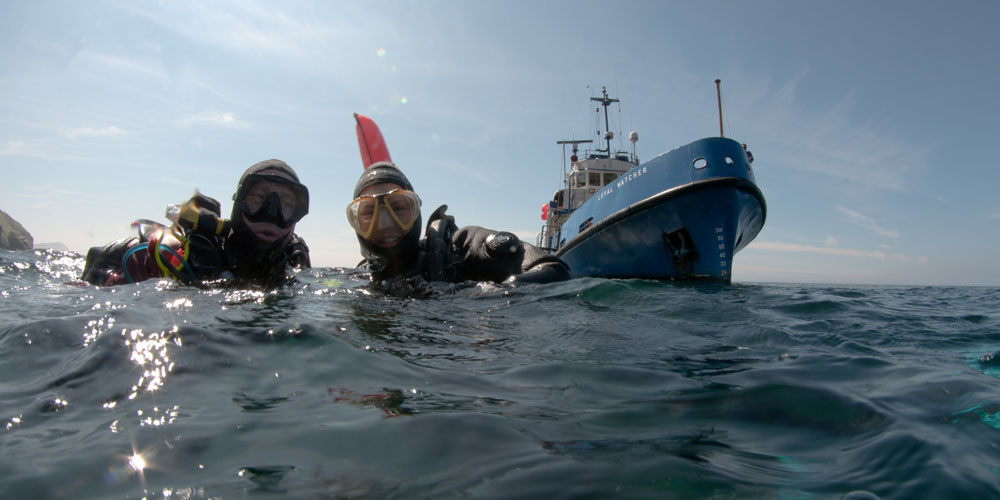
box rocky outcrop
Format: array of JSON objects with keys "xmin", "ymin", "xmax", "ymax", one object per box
[{"xmin": 0, "ymin": 210, "xmax": 33, "ymax": 251}]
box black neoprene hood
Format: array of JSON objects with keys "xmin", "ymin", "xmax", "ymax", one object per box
[
  {"xmin": 353, "ymin": 162, "xmax": 413, "ymax": 198},
  {"xmin": 351, "ymin": 161, "xmax": 422, "ymax": 278},
  {"xmin": 234, "ymin": 160, "xmax": 302, "ymax": 200}
]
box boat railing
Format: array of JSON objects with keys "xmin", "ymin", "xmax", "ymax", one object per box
[
  {"xmin": 535, "ymin": 224, "xmax": 561, "ymax": 252},
  {"xmin": 587, "ymin": 151, "xmax": 635, "ymax": 163}
]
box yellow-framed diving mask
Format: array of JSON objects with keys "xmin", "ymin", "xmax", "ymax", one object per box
[{"xmin": 346, "ymin": 189, "xmax": 421, "ymax": 239}]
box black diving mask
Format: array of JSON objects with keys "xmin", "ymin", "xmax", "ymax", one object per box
[{"xmin": 239, "ymin": 174, "xmax": 310, "ymax": 228}]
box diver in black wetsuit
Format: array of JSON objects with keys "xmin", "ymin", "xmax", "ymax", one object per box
[
  {"xmin": 347, "ymin": 161, "xmax": 570, "ymax": 294},
  {"xmin": 81, "ymin": 159, "xmax": 311, "ymax": 287}
]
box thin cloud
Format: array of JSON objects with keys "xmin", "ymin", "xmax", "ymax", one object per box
[
  {"xmin": 73, "ymin": 49, "xmax": 169, "ymax": 81},
  {"xmin": 736, "ymin": 264, "xmax": 853, "ymax": 279},
  {"xmin": 18, "ymin": 186, "xmax": 91, "ymax": 199},
  {"xmin": 1, "ymin": 139, "xmax": 48, "ymax": 159},
  {"xmin": 751, "ymin": 240, "xmax": 886, "ymax": 260},
  {"xmin": 890, "ymin": 254, "xmax": 928, "ymax": 264},
  {"xmin": 836, "ymin": 205, "xmax": 900, "ymax": 238},
  {"xmin": 176, "ymin": 111, "xmax": 251, "ymax": 129},
  {"xmin": 1, "ymin": 140, "xmax": 30, "ymax": 156},
  {"xmin": 750, "ymin": 240, "xmax": 928, "ymax": 265},
  {"xmin": 739, "ymin": 73, "xmax": 926, "ymax": 192},
  {"xmin": 123, "ymin": 1, "xmax": 371, "ymax": 64},
  {"xmin": 64, "ymin": 126, "xmax": 125, "ymax": 139}
]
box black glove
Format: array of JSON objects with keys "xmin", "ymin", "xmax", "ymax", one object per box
[
  {"xmin": 172, "ymin": 192, "xmax": 230, "ymax": 281},
  {"xmin": 174, "ymin": 192, "xmax": 230, "ymax": 236},
  {"xmin": 508, "ymin": 261, "xmax": 571, "ymax": 283},
  {"xmin": 452, "ymin": 226, "xmax": 525, "ymax": 282},
  {"xmin": 422, "ymin": 205, "xmax": 459, "ymax": 282},
  {"xmin": 508, "ymin": 243, "xmax": 571, "ymax": 284}
]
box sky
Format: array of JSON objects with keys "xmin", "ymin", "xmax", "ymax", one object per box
[{"xmin": 2, "ymin": 0, "xmax": 998, "ymax": 286}]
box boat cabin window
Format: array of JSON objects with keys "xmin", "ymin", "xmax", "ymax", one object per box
[
  {"xmin": 573, "ymin": 172, "xmax": 587, "ymax": 187},
  {"xmin": 603, "ymin": 172, "xmax": 618, "ymax": 184},
  {"xmin": 589, "ymin": 172, "xmax": 601, "ymax": 186}
]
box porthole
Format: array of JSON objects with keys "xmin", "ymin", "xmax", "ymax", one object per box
[
  {"xmin": 724, "ymin": 156, "xmax": 735, "ymax": 166},
  {"xmin": 693, "ymin": 157, "xmax": 708, "ymax": 169}
]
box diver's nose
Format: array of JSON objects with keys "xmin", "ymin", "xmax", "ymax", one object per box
[{"xmin": 376, "ymin": 206, "xmax": 395, "ymax": 229}]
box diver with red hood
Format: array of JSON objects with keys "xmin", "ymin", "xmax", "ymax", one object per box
[
  {"xmin": 348, "ymin": 114, "xmax": 569, "ymax": 293},
  {"xmin": 81, "ymin": 159, "xmax": 310, "ymax": 286}
]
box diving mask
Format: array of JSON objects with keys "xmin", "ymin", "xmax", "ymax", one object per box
[
  {"xmin": 346, "ymin": 189, "xmax": 421, "ymax": 239},
  {"xmin": 240, "ymin": 173, "xmax": 310, "ymax": 228}
]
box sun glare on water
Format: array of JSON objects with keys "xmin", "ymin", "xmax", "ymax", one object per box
[{"xmin": 128, "ymin": 453, "xmax": 146, "ymax": 472}]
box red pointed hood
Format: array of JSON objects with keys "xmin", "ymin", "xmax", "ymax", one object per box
[
  {"xmin": 352, "ymin": 113, "xmax": 413, "ymax": 198},
  {"xmin": 354, "ymin": 112, "xmax": 392, "ymax": 170}
]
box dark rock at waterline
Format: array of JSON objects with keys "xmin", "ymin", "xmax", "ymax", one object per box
[{"xmin": 0, "ymin": 210, "xmax": 33, "ymax": 251}]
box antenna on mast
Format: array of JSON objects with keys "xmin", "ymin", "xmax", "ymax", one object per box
[
  {"xmin": 591, "ymin": 86, "xmax": 619, "ymax": 154},
  {"xmin": 715, "ymin": 79, "xmax": 724, "ymax": 137}
]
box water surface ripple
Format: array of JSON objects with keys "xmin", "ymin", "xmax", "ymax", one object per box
[{"xmin": 1, "ymin": 249, "xmax": 998, "ymax": 499}]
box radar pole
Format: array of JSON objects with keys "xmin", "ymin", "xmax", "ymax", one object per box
[
  {"xmin": 591, "ymin": 86, "xmax": 619, "ymax": 154},
  {"xmin": 715, "ymin": 79, "xmax": 724, "ymax": 137}
]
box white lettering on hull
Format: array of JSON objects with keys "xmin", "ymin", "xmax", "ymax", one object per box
[
  {"xmin": 598, "ymin": 166, "xmax": 649, "ymax": 202},
  {"xmin": 615, "ymin": 166, "xmax": 648, "ymax": 190},
  {"xmin": 716, "ymin": 226, "xmax": 728, "ymax": 276}
]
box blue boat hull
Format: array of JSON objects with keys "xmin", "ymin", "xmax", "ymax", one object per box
[{"xmin": 554, "ymin": 137, "xmax": 766, "ymax": 281}]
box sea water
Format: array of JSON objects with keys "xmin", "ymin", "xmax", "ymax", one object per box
[{"xmin": 1, "ymin": 248, "xmax": 998, "ymax": 499}]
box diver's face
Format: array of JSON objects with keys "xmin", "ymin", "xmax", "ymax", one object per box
[
  {"xmin": 241, "ymin": 174, "xmax": 298, "ymax": 243},
  {"xmin": 243, "ymin": 213, "xmax": 293, "ymax": 243},
  {"xmin": 357, "ymin": 182, "xmax": 410, "ymax": 248}
]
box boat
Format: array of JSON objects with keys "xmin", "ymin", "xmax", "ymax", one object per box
[{"xmin": 535, "ymin": 83, "xmax": 766, "ymax": 281}]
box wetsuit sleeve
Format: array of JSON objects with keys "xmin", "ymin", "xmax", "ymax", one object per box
[
  {"xmin": 508, "ymin": 242, "xmax": 571, "ymax": 284},
  {"xmin": 450, "ymin": 226, "xmax": 527, "ymax": 283},
  {"xmin": 81, "ymin": 237, "xmax": 162, "ymax": 286}
]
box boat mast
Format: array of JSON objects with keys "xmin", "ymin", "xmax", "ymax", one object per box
[
  {"xmin": 715, "ymin": 79, "xmax": 724, "ymax": 137},
  {"xmin": 591, "ymin": 86, "xmax": 619, "ymax": 154}
]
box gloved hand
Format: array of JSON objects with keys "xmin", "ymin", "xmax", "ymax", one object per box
[
  {"xmin": 169, "ymin": 192, "xmax": 228, "ymax": 281},
  {"xmin": 451, "ymin": 226, "xmax": 525, "ymax": 282},
  {"xmin": 507, "ymin": 242, "xmax": 571, "ymax": 284},
  {"xmin": 171, "ymin": 191, "xmax": 230, "ymax": 236},
  {"xmin": 422, "ymin": 205, "xmax": 459, "ymax": 282},
  {"xmin": 507, "ymin": 261, "xmax": 571, "ymax": 283}
]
